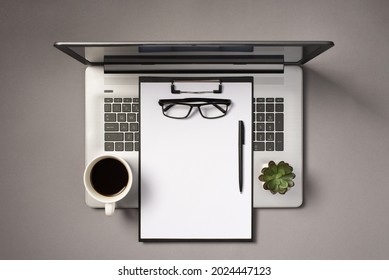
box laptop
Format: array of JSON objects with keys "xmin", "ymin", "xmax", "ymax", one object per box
[{"xmin": 54, "ymin": 41, "xmax": 333, "ymax": 209}]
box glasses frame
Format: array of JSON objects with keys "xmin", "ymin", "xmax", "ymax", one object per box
[{"xmin": 158, "ymin": 98, "xmax": 232, "ymax": 119}]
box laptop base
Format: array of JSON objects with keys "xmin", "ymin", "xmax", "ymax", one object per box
[{"xmin": 85, "ymin": 66, "xmax": 302, "ymax": 209}]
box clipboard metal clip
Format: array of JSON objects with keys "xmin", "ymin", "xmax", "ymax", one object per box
[{"xmin": 171, "ymin": 80, "xmax": 223, "ymax": 94}]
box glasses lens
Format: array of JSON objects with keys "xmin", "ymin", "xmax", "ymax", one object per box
[
  {"xmin": 162, "ymin": 104, "xmax": 191, "ymax": 118},
  {"xmin": 199, "ymin": 103, "xmax": 228, "ymax": 118}
]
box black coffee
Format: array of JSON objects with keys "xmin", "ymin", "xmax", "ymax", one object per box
[{"xmin": 90, "ymin": 158, "xmax": 129, "ymax": 196}]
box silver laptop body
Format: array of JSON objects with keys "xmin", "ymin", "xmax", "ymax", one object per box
[{"xmin": 54, "ymin": 41, "xmax": 334, "ymax": 209}]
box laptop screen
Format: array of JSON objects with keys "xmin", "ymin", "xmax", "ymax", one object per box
[{"xmin": 54, "ymin": 41, "xmax": 333, "ymax": 66}]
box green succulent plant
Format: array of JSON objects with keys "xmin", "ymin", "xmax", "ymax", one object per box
[{"xmin": 258, "ymin": 161, "xmax": 295, "ymax": 194}]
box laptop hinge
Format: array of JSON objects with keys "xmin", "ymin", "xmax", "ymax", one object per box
[
  {"xmin": 103, "ymin": 55, "xmax": 284, "ymax": 74},
  {"xmin": 104, "ymin": 64, "xmax": 284, "ymax": 74}
]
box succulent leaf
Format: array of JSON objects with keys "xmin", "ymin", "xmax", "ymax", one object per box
[
  {"xmin": 263, "ymin": 175, "xmax": 273, "ymax": 181},
  {"xmin": 263, "ymin": 168, "xmax": 273, "ymax": 177},
  {"xmin": 280, "ymin": 180, "xmax": 288, "ymax": 189},
  {"xmin": 279, "ymin": 189, "xmax": 288, "ymax": 195},
  {"xmin": 269, "ymin": 162, "xmax": 277, "ymax": 173},
  {"xmin": 278, "ymin": 168, "xmax": 286, "ymax": 176},
  {"xmin": 281, "ymin": 173, "xmax": 295, "ymax": 181}
]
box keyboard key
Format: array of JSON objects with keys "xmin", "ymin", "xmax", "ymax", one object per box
[
  {"xmin": 104, "ymin": 142, "xmax": 114, "ymax": 151},
  {"xmin": 118, "ymin": 113, "xmax": 126, "ymax": 122},
  {"xmin": 104, "ymin": 104, "xmax": 111, "ymax": 112},
  {"xmin": 253, "ymin": 142, "xmax": 265, "ymax": 151},
  {"xmin": 105, "ymin": 123, "xmax": 119, "ymax": 131},
  {"xmin": 135, "ymin": 132, "xmax": 140, "ymax": 141},
  {"xmin": 132, "ymin": 104, "xmax": 140, "ymax": 112},
  {"xmin": 122, "ymin": 104, "xmax": 131, "ymax": 112},
  {"xmin": 266, "ymin": 142, "xmax": 274, "ymax": 151},
  {"xmin": 275, "ymin": 104, "xmax": 284, "ymax": 112},
  {"xmin": 266, "ymin": 123, "xmax": 274, "ymax": 131},
  {"xmin": 130, "ymin": 123, "xmax": 139, "ymax": 131},
  {"xmin": 256, "ymin": 104, "xmax": 265, "ymax": 112},
  {"xmin": 276, "ymin": 98, "xmax": 284, "ymax": 102},
  {"xmin": 256, "ymin": 123, "xmax": 265, "ymax": 131},
  {"xmin": 113, "ymin": 104, "xmax": 121, "ymax": 112},
  {"xmin": 127, "ymin": 113, "xmax": 136, "ymax": 122},
  {"xmin": 105, "ymin": 133, "xmax": 123, "ymax": 141},
  {"xmin": 256, "ymin": 98, "xmax": 265, "ymax": 102},
  {"xmin": 266, "ymin": 103, "xmax": 274, "ymax": 112},
  {"xmin": 275, "ymin": 132, "xmax": 284, "ymax": 151},
  {"xmin": 266, "ymin": 98, "xmax": 274, "ymax": 102},
  {"xmin": 257, "ymin": 132, "xmax": 265, "ymax": 141},
  {"xmin": 266, "ymin": 133, "xmax": 274, "ymax": 141},
  {"xmin": 120, "ymin": 123, "xmax": 128, "ymax": 131},
  {"xmin": 125, "ymin": 133, "xmax": 133, "ymax": 141},
  {"xmin": 104, "ymin": 98, "xmax": 113, "ymax": 103},
  {"xmin": 114, "ymin": 98, "xmax": 122, "ymax": 102},
  {"xmin": 266, "ymin": 113, "xmax": 274, "ymax": 122},
  {"xmin": 257, "ymin": 113, "xmax": 265, "ymax": 122},
  {"xmin": 275, "ymin": 113, "xmax": 284, "ymax": 131},
  {"xmin": 105, "ymin": 113, "xmax": 116, "ymax": 122},
  {"xmin": 115, "ymin": 142, "xmax": 124, "ymax": 151},
  {"xmin": 135, "ymin": 142, "xmax": 140, "ymax": 151},
  {"xmin": 125, "ymin": 142, "xmax": 134, "ymax": 151},
  {"xmin": 133, "ymin": 98, "xmax": 139, "ymax": 103},
  {"xmin": 124, "ymin": 98, "xmax": 132, "ymax": 102}
]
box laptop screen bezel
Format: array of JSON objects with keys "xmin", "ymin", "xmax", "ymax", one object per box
[{"xmin": 54, "ymin": 41, "xmax": 334, "ymax": 66}]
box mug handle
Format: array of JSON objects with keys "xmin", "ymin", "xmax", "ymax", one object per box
[{"xmin": 105, "ymin": 202, "xmax": 115, "ymax": 216}]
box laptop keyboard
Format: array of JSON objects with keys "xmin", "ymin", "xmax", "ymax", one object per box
[
  {"xmin": 253, "ymin": 97, "xmax": 284, "ymax": 151},
  {"xmin": 104, "ymin": 97, "xmax": 139, "ymax": 152},
  {"xmin": 103, "ymin": 96, "xmax": 282, "ymax": 152}
]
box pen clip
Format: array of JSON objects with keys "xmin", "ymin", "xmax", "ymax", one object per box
[{"xmin": 239, "ymin": 121, "xmax": 245, "ymax": 145}]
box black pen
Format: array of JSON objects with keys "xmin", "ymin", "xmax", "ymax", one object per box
[{"xmin": 238, "ymin": 120, "xmax": 245, "ymax": 193}]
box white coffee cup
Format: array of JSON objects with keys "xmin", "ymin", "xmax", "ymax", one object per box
[{"xmin": 83, "ymin": 155, "xmax": 132, "ymax": 216}]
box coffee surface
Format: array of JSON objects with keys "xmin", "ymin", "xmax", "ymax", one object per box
[{"xmin": 90, "ymin": 158, "xmax": 129, "ymax": 196}]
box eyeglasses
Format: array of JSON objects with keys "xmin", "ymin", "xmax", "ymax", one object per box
[{"xmin": 158, "ymin": 98, "xmax": 231, "ymax": 119}]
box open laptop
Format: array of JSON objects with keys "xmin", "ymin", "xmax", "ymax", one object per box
[{"xmin": 54, "ymin": 41, "xmax": 333, "ymax": 209}]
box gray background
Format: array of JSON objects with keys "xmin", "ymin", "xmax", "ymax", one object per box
[{"xmin": 1, "ymin": 0, "xmax": 388, "ymax": 259}]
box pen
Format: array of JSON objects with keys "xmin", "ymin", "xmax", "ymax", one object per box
[{"xmin": 238, "ymin": 120, "xmax": 245, "ymax": 193}]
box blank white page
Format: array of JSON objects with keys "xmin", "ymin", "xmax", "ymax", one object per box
[{"xmin": 140, "ymin": 79, "xmax": 252, "ymax": 241}]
